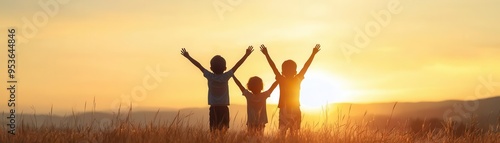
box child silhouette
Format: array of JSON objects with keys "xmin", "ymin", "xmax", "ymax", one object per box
[
  {"xmin": 181, "ymin": 46, "xmax": 254, "ymax": 132},
  {"xmin": 260, "ymin": 44, "xmax": 320, "ymax": 134},
  {"xmin": 232, "ymin": 75, "xmax": 278, "ymax": 135}
]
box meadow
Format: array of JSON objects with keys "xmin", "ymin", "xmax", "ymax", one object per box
[{"xmin": 1, "ymin": 103, "xmax": 499, "ymax": 143}]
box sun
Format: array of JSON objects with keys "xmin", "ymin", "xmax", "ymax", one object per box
[
  {"xmin": 299, "ymin": 70, "xmax": 351, "ymax": 112},
  {"xmin": 268, "ymin": 70, "xmax": 352, "ymax": 112}
]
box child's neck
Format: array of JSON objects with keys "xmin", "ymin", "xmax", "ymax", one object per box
[
  {"xmin": 213, "ymin": 71, "xmax": 224, "ymax": 75},
  {"xmin": 250, "ymin": 90, "xmax": 261, "ymax": 94}
]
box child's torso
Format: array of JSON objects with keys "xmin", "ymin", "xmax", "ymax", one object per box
[
  {"xmin": 278, "ymin": 76, "xmax": 302, "ymax": 108},
  {"xmin": 204, "ymin": 70, "xmax": 233, "ymax": 105},
  {"xmin": 245, "ymin": 92, "xmax": 269, "ymax": 124}
]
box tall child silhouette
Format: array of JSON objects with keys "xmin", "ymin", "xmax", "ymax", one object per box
[
  {"xmin": 260, "ymin": 44, "xmax": 320, "ymax": 134},
  {"xmin": 181, "ymin": 46, "xmax": 254, "ymax": 132}
]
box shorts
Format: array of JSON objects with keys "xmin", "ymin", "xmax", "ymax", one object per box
[
  {"xmin": 279, "ymin": 107, "xmax": 301, "ymax": 130},
  {"xmin": 209, "ymin": 105, "xmax": 229, "ymax": 131}
]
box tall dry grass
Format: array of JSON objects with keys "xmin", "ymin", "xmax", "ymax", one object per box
[{"xmin": 1, "ymin": 103, "xmax": 499, "ymax": 143}]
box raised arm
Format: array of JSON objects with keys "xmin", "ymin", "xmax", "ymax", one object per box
[
  {"xmin": 298, "ymin": 44, "xmax": 321, "ymax": 77},
  {"xmin": 266, "ymin": 81, "xmax": 279, "ymax": 93},
  {"xmin": 230, "ymin": 46, "xmax": 253, "ymax": 73},
  {"xmin": 181, "ymin": 48, "xmax": 206, "ymax": 72},
  {"xmin": 232, "ymin": 75, "xmax": 246, "ymax": 93},
  {"xmin": 260, "ymin": 44, "xmax": 281, "ymax": 76}
]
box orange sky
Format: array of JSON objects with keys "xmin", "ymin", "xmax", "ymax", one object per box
[{"xmin": 0, "ymin": 0, "xmax": 499, "ymax": 114}]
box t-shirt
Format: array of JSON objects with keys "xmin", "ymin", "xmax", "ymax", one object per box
[
  {"xmin": 203, "ymin": 69, "xmax": 234, "ymax": 105},
  {"xmin": 276, "ymin": 74, "xmax": 304, "ymax": 108},
  {"xmin": 243, "ymin": 89, "xmax": 271, "ymax": 125}
]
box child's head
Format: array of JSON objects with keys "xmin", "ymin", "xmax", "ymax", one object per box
[
  {"xmin": 282, "ymin": 60, "xmax": 297, "ymax": 77},
  {"xmin": 247, "ymin": 76, "xmax": 263, "ymax": 93},
  {"xmin": 210, "ymin": 55, "xmax": 226, "ymax": 74}
]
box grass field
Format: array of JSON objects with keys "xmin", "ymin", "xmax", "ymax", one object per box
[{"xmin": 1, "ymin": 105, "xmax": 499, "ymax": 143}]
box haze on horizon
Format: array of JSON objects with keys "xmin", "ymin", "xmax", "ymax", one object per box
[{"xmin": 0, "ymin": 0, "xmax": 499, "ymax": 114}]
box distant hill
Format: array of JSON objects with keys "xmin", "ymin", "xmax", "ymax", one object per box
[
  {"xmin": 332, "ymin": 96, "xmax": 499, "ymax": 118},
  {"xmin": 2, "ymin": 96, "xmax": 498, "ymax": 131},
  {"xmin": 331, "ymin": 96, "xmax": 500, "ymax": 129}
]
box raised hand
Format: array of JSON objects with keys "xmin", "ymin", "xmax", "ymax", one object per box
[
  {"xmin": 180, "ymin": 48, "xmax": 206, "ymax": 72},
  {"xmin": 260, "ymin": 44, "xmax": 269, "ymax": 55},
  {"xmin": 313, "ymin": 44, "xmax": 321, "ymax": 54},
  {"xmin": 231, "ymin": 46, "xmax": 253, "ymax": 72},
  {"xmin": 298, "ymin": 44, "xmax": 321, "ymax": 76},
  {"xmin": 246, "ymin": 46, "xmax": 254, "ymax": 55},
  {"xmin": 261, "ymin": 44, "xmax": 280, "ymax": 76},
  {"xmin": 180, "ymin": 48, "xmax": 190, "ymax": 58}
]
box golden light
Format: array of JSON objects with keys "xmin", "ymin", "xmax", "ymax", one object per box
[
  {"xmin": 300, "ymin": 70, "xmax": 351, "ymax": 112},
  {"xmin": 268, "ymin": 70, "xmax": 352, "ymax": 112}
]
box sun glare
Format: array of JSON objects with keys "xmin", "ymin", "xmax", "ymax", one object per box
[
  {"xmin": 300, "ymin": 70, "xmax": 351, "ymax": 112},
  {"xmin": 268, "ymin": 70, "xmax": 351, "ymax": 112}
]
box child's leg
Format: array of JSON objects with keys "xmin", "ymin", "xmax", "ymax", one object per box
[
  {"xmin": 209, "ymin": 106, "xmax": 217, "ymax": 132},
  {"xmin": 213, "ymin": 106, "xmax": 229, "ymax": 131},
  {"xmin": 220, "ymin": 106, "xmax": 230, "ymax": 131},
  {"xmin": 210, "ymin": 106, "xmax": 230, "ymax": 135},
  {"xmin": 278, "ymin": 108, "xmax": 289, "ymax": 136},
  {"xmin": 290, "ymin": 107, "xmax": 302, "ymax": 135},
  {"xmin": 257, "ymin": 124, "xmax": 265, "ymax": 136},
  {"xmin": 247, "ymin": 124, "xmax": 256, "ymax": 135}
]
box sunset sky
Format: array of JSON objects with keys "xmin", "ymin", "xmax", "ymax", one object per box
[{"xmin": 1, "ymin": 0, "xmax": 499, "ymax": 114}]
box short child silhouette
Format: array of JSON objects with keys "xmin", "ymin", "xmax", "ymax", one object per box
[{"xmin": 232, "ymin": 75, "xmax": 278, "ymax": 136}]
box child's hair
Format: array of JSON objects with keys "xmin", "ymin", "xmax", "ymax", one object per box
[
  {"xmin": 247, "ymin": 76, "xmax": 263, "ymax": 93},
  {"xmin": 210, "ymin": 55, "xmax": 226, "ymax": 74},
  {"xmin": 282, "ymin": 60, "xmax": 297, "ymax": 77}
]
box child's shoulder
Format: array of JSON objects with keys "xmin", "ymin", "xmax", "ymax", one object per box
[
  {"xmin": 224, "ymin": 69, "xmax": 234, "ymax": 74},
  {"xmin": 218, "ymin": 70, "xmax": 234, "ymax": 77}
]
